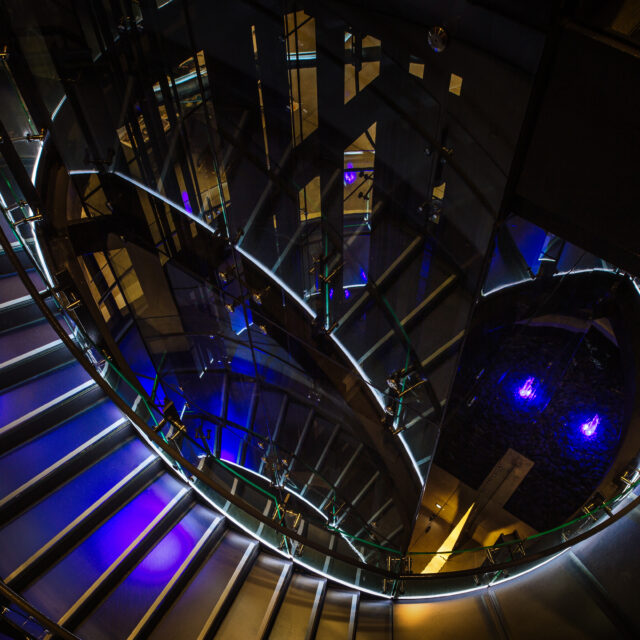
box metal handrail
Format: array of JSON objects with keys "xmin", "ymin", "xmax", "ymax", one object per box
[
  {"xmin": 3, "ymin": 219, "xmax": 640, "ymax": 588},
  {"xmin": 0, "ymin": 579, "xmax": 81, "ymax": 640},
  {"xmin": 0, "ymin": 221, "xmax": 640, "ymax": 582}
]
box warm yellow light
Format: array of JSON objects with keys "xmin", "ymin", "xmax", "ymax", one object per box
[{"xmin": 421, "ymin": 503, "xmax": 474, "ymax": 574}]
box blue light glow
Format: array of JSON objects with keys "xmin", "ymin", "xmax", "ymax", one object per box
[
  {"xmin": 329, "ymin": 288, "xmax": 334, "ymax": 299},
  {"xmin": 581, "ymin": 414, "xmax": 599, "ymax": 437},
  {"xmin": 68, "ymin": 169, "xmax": 420, "ymax": 482},
  {"xmin": 344, "ymin": 162, "xmax": 357, "ymax": 185},
  {"xmin": 360, "ymin": 269, "xmax": 367, "ymax": 282},
  {"xmin": 344, "ymin": 289, "xmax": 350, "ymax": 299},
  {"xmin": 517, "ymin": 377, "xmax": 537, "ymax": 400}
]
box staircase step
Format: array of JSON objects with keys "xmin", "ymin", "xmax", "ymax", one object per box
[
  {"xmin": 0, "ymin": 213, "xmax": 15, "ymax": 240},
  {"xmin": 269, "ymin": 573, "xmax": 326, "ymax": 640},
  {"xmin": 21, "ymin": 473, "xmax": 185, "ymax": 622},
  {"xmin": 0, "ymin": 293, "xmax": 57, "ymax": 334},
  {"xmin": 0, "ymin": 361, "xmax": 101, "ymax": 452},
  {"xmin": 354, "ymin": 600, "xmax": 392, "ymax": 640},
  {"xmin": 0, "ymin": 416, "xmax": 133, "ymax": 526},
  {"xmin": 0, "ymin": 319, "xmax": 71, "ymax": 391},
  {"xmin": 57, "ymin": 485, "xmax": 193, "ymax": 631},
  {"xmin": 0, "ymin": 240, "xmax": 33, "ymax": 275},
  {"xmin": 127, "ymin": 517, "xmax": 227, "ymax": 640},
  {"xmin": 0, "ymin": 399, "xmax": 121, "ymax": 499},
  {"xmin": 0, "ymin": 272, "xmax": 45, "ymax": 308},
  {"xmin": 0, "ymin": 316, "xmax": 58, "ymax": 365},
  {"xmin": 0, "ymin": 438, "xmax": 153, "ymax": 579},
  {"xmin": 213, "ymin": 553, "xmax": 293, "ymax": 640},
  {"xmin": 0, "ymin": 361, "xmax": 91, "ymax": 427},
  {"xmin": 76, "ymin": 505, "xmax": 223, "ymax": 640},
  {"xmin": 148, "ymin": 531, "xmax": 258, "ymax": 640},
  {"xmin": 7, "ymin": 457, "xmax": 162, "ymax": 594},
  {"xmin": 315, "ymin": 589, "xmax": 359, "ymax": 640}
]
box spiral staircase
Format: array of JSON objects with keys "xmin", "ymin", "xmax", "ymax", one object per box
[
  {"xmin": 0, "ymin": 210, "xmax": 639, "ymax": 640},
  {"xmin": 2, "ymin": 0, "xmax": 640, "ymax": 638}
]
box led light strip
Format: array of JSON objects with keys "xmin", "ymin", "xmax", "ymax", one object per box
[{"xmin": 396, "ymin": 549, "xmax": 570, "ymax": 601}]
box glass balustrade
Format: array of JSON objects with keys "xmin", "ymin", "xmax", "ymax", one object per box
[{"xmin": 1, "ymin": 1, "xmax": 640, "ymax": 603}]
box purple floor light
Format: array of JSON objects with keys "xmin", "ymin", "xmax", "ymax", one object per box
[
  {"xmin": 581, "ymin": 414, "xmax": 599, "ymax": 437},
  {"xmin": 344, "ymin": 162, "xmax": 357, "ymax": 185},
  {"xmin": 518, "ymin": 377, "xmax": 537, "ymax": 400}
]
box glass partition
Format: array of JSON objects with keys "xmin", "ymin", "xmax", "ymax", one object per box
[
  {"xmin": 3, "ymin": 181, "xmax": 639, "ymax": 595},
  {"xmin": 2, "ymin": 0, "xmax": 640, "ymax": 603},
  {"xmin": 3, "ymin": 0, "xmax": 497, "ymax": 485}
]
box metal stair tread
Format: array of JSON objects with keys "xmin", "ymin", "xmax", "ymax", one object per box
[
  {"xmin": 0, "ymin": 319, "xmax": 61, "ymax": 368},
  {"xmin": 126, "ymin": 513, "xmax": 225, "ymax": 640},
  {"xmin": 0, "ymin": 439, "xmax": 152, "ymax": 579},
  {"xmin": 268, "ymin": 572, "xmax": 325, "ymax": 640},
  {"xmin": 0, "ymin": 361, "xmax": 92, "ymax": 431},
  {"xmin": 57, "ymin": 486, "xmax": 192, "ymax": 629},
  {"xmin": 0, "ymin": 416, "xmax": 129, "ymax": 509},
  {"xmin": 314, "ymin": 588, "xmax": 359, "ymax": 640},
  {"xmin": 147, "ymin": 531, "xmax": 257, "ymax": 640},
  {"xmin": 0, "ymin": 272, "xmax": 45, "ymax": 307},
  {"xmin": 214, "ymin": 552, "xmax": 293, "ymax": 640},
  {"xmin": 22, "ymin": 474, "xmax": 188, "ymax": 623},
  {"xmin": 0, "ymin": 399, "xmax": 122, "ymax": 498},
  {"xmin": 75, "ymin": 504, "xmax": 221, "ymax": 640}
]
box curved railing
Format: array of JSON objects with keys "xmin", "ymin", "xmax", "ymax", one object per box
[
  {"xmin": 2, "ymin": 204, "xmax": 640, "ymax": 602},
  {"xmin": 0, "ymin": 219, "xmax": 390, "ymax": 592},
  {"xmin": 1, "ymin": 11, "xmax": 640, "ymax": 601}
]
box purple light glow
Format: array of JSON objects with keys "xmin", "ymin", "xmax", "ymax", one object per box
[
  {"xmin": 581, "ymin": 414, "xmax": 599, "ymax": 437},
  {"xmin": 344, "ymin": 288, "xmax": 350, "ymax": 299},
  {"xmin": 518, "ymin": 377, "xmax": 537, "ymax": 400},
  {"xmin": 344, "ymin": 162, "xmax": 357, "ymax": 185},
  {"xmin": 360, "ymin": 269, "xmax": 367, "ymax": 282},
  {"xmin": 329, "ymin": 288, "xmax": 334, "ymax": 299},
  {"xmin": 181, "ymin": 191, "xmax": 193, "ymax": 213}
]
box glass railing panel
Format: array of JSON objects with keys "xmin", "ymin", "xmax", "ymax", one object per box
[
  {"xmin": 96, "ymin": 308, "xmax": 640, "ymax": 586},
  {"xmin": 399, "ymin": 571, "xmax": 492, "ymax": 598},
  {"xmin": 3, "ymin": 1, "xmax": 640, "ymax": 597},
  {"xmin": 3, "ymin": 24, "xmax": 81, "ymax": 172},
  {"xmin": 0, "ymin": 59, "xmax": 42, "ymax": 180},
  {"xmin": 294, "ymin": 540, "xmax": 391, "ymax": 594},
  {"xmin": 409, "ymin": 547, "xmax": 496, "ymax": 576},
  {"xmin": 193, "ymin": 476, "xmax": 288, "ymax": 552}
]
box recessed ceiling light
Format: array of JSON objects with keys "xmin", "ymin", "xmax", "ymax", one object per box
[{"xmin": 435, "ymin": 503, "xmax": 442, "ymax": 509}]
